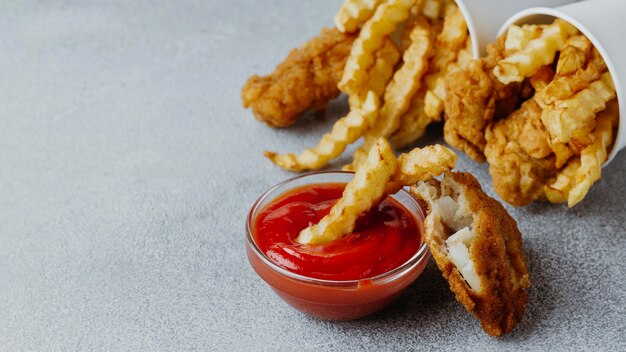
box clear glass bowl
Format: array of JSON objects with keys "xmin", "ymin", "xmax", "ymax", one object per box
[{"xmin": 245, "ymin": 171, "xmax": 430, "ymax": 320}]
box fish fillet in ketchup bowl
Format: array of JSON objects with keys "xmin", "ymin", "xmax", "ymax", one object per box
[{"xmin": 245, "ymin": 171, "xmax": 430, "ymax": 321}]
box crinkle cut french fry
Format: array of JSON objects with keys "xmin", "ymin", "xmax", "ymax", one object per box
[
  {"xmin": 378, "ymin": 17, "xmax": 433, "ymax": 134},
  {"xmin": 437, "ymin": 2, "xmax": 468, "ymax": 50},
  {"xmin": 421, "ymin": 0, "xmax": 444, "ymax": 20},
  {"xmin": 549, "ymin": 141, "xmax": 575, "ymax": 169},
  {"xmin": 390, "ymin": 89, "xmax": 429, "ymax": 149},
  {"xmin": 534, "ymin": 64, "xmax": 602, "ymax": 108},
  {"xmin": 296, "ymin": 138, "xmax": 397, "ymax": 244},
  {"xmin": 494, "ymin": 19, "xmax": 579, "ymax": 84},
  {"xmin": 423, "ymin": 3, "xmax": 468, "ymax": 119},
  {"xmin": 556, "ymin": 35, "xmax": 592, "ymax": 75},
  {"xmin": 298, "ymin": 139, "xmax": 457, "ymax": 244},
  {"xmin": 541, "ymin": 72, "xmax": 615, "ymax": 146},
  {"xmin": 364, "ymin": 38, "xmax": 402, "ymax": 97},
  {"xmin": 393, "ymin": 37, "xmax": 472, "ymax": 150},
  {"xmin": 348, "ymin": 17, "xmax": 434, "ymax": 170},
  {"xmin": 265, "ymin": 39, "xmax": 400, "ymax": 172},
  {"xmin": 335, "ymin": 0, "xmax": 383, "ymax": 33},
  {"xmin": 264, "ymin": 91, "xmax": 380, "ymax": 172},
  {"xmin": 504, "ymin": 24, "xmax": 541, "ymax": 54},
  {"xmin": 544, "ymin": 158, "xmax": 579, "ymax": 203},
  {"xmin": 544, "ymin": 99, "xmax": 618, "ymax": 207},
  {"xmin": 386, "ymin": 144, "xmax": 457, "ymax": 191},
  {"xmin": 537, "ymin": 49, "xmax": 604, "ymax": 107},
  {"xmin": 339, "ymin": 0, "xmax": 415, "ymax": 96},
  {"xmin": 567, "ymin": 101, "xmax": 617, "ymax": 207},
  {"xmin": 534, "ymin": 35, "xmax": 598, "ymax": 117},
  {"xmin": 453, "ymin": 37, "xmax": 474, "ymax": 71}
]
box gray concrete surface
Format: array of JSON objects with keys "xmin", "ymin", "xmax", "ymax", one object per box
[{"xmin": 0, "ymin": 0, "xmax": 624, "ymax": 350}]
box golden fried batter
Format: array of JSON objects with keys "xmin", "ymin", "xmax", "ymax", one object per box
[
  {"xmin": 443, "ymin": 36, "xmax": 523, "ymax": 162},
  {"xmin": 484, "ymin": 99, "xmax": 558, "ymax": 206},
  {"xmin": 412, "ymin": 172, "xmax": 531, "ymax": 336},
  {"xmin": 241, "ymin": 28, "xmax": 357, "ymax": 127},
  {"xmin": 443, "ymin": 60, "xmax": 494, "ymax": 162}
]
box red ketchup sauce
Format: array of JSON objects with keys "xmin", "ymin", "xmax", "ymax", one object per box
[{"xmin": 253, "ymin": 183, "xmax": 421, "ymax": 281}]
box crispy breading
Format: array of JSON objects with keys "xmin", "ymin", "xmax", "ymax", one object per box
[
  {"xmin": 443, "ymin": 60, "xmax": 494, "ymax": 162},
  {"xmin": 241, "ymin": 28, "xmax": 356, "ymax": 127},
  {"xmin": 519, "ymin": 107, "xmax": 553, "ymax": 160},
  {"xmin": 412, "ymin": 172, "xmax": 530, "ymax": 336},
  {"xmin": 443, "ymin": 35, "xmax": 522, "ymax": 162},
  {"xmin": 484, "ymin": 99, "xmax": 559, "ymax": 206},
  {"xmin": 529, "ymin": 65, "xmax": 555, "ymax": 91},
  {"xmin": 481, "ymin": 35, "xmax": 527, "ymax": 119}
]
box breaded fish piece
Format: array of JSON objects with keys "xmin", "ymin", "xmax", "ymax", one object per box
[
  {"xmin": 412, "ymin": 172, "xmax": 531, "ymax": 336},
  {"xmin": 443, "ymin": 35, "xmax": 523, "ymax": 162},
  {"xmin": 242, "ymin": 28, "xmax": 357, "ymax": 127},
  {"xmin": 443, "ymin": 60, "xmax": 494, "ymax": 162},
  {"xmin": 484, "ymin": 99, "xmax": 558, "ymax": 206}
]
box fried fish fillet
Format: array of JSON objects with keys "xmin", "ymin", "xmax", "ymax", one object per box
[
  {"xmin": 443, "ymin": 35, "xmax": 523, "ymax": 162},
  {"xmin": 242, "ymin": 28, "xmax": 357, "ymax": 127},
  {"xmin": 484, "ymin": 99, "xmax": 559, "ymax": 206},
  {"xmin": 443, "ymin": 60, "xmax": 494, "ymax": 162},
  {"xmin": 412, "ymin": 172, "xmax": 531, "ymax": 336}
]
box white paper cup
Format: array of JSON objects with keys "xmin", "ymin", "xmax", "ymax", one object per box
[
  {"xmin": 499, "ymin": 0, "xmax": 626, "ymax": 165},
  {"xmin": 455, "ymin": 0, "xmax": 579, "ymax": 58}
]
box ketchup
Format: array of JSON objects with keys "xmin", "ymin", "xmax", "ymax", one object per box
[{"xmin": 253, "ymin": 183, "xmax": 421, "ymax": 281}]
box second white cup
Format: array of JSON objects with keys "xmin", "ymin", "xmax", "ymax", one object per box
[
  {"xmin": 455, "ymin": 0, "xmax": 579, "ymax": 58},
  {"xmin": 499, "ymin": 0, "xmax": 626, "ymax": 165}
]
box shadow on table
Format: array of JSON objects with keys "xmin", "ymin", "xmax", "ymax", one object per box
[
  {"xmin": 496, "ymin": 244, "xmax": 557, "ymax": 342},
  {"xmin": 312, "ymin": 244, "xmax": 562, "ymax": 341},
  {"xmin": 517, "ymin": 149, "xmax": 626, "ymax": 218}
]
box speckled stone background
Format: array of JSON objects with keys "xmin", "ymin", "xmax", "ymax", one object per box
[{"xmin": 1, "ymin": 0, "xmax": 625, "ymax": 350}]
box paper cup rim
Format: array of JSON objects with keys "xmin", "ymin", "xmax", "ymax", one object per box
[{"xmin": 498, "ymin": 7, "xmax": 623, "ymax": 165}]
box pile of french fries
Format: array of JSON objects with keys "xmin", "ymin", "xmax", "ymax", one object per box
[
  {"xmin": 485, "ymin": 20, "xmax": 618, "ymax": 207},
  {"xmin": 259, "ymin": 1, "xmax": 619, "ymax": 209},
  {"xmin": 265, "ymin": 0, "xmax": 472, "ymax": 172}
]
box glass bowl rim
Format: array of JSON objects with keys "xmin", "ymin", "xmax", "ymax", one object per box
[{"xmin": 245, "ymin": 170, "xmax": 430, "ymax": 288}]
